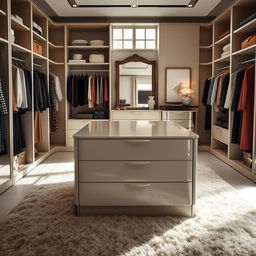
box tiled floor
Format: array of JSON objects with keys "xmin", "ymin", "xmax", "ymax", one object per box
[{"xmin": 0, "ymin": 151, "xmax": 255, "ymax": 223}]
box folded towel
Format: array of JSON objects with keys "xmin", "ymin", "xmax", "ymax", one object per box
[
  {"xmin": 223, "ymin": 43, "xmax": 231, "ymax": 52},
  {"xmin": 221, "ymin": 52, "xmax": 230, "ymax": 58}
]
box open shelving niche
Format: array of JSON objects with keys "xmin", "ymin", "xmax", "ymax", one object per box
[
  {"xmin": 199, "ymin": 0, "xmax": 256, "ymax": 182},
  {"xmin": 65, "ymin": 24, "xmax": 111, "ymax": 126}
]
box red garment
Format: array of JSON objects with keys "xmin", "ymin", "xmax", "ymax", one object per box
[
  {"xmin": 103, "ymin": 77, "xmax": 109, "ymax": 103},
  {"xmin": 237, "ymin": 66, "xmax": 255, "ymax": 151}
]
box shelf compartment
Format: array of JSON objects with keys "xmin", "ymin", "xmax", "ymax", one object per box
[
  {"xmin": 234, "ymin": 18, "xmax": 256, "ymax": 35},
  {"xmin": 215, "ymin": 34, "xmax": 230, "ymax": 46},
  {"xmin": 232, "ymin": 44, "xmax": 256, "ymax": 56},
  {"xmin": 33, "ymin": 52, "xmax": 47, "ymax": 61},
  {"xmin": 12, "ymin": 42, "xmax": 31, "ymax": 53},
  {"xmin": 49, "ymin": 42, "xmax": 64, "ymax": 49},
  {"xmin": 49, "ymin": 59, "xmax": 64, "ymax": 66},
  {"xmin": 212, "ymin": 125, "xmax": 229, "ymax": 145},
  {"xmin": 33, "ymin": 31, "xmax": 47, "ymax": 42},
  {"xmin": 214, "ymin": 55, "xmax": 230, "ymax": 63},
  {"xmin": 67, "ymin": 45, "xmax": 110, "ymax": 50},
  {"xmin": 11, "ymin": 17, "xmax": 30, "ymax": 31},
  {"xmin": 67, "ymin": 63, "xmax": 109, "ymax": 66}
]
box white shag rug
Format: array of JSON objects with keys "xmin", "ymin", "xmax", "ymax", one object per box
[{"xmin": 0, "ymin": 162, "xmax": 255, "ymax": 256}]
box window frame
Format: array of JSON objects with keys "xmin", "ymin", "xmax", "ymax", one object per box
[{"xmin": 112, "ymin": 26, "xmax": 158, "ymax": 51}]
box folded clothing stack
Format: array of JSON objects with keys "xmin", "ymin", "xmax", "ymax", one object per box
[
  {"xmin": 221, "ymin": 43, "xmax": 230, "ymax": 58},
  {"xmin": 33, "ymin": 21, "xmax": 43, "ymax": 36},
  {"xmin": 71, "ymin": 40, "xmax": 88, "ymax": 46},
  {"xmin": 11, "ymin": 14, "xmax": 23, "ymax": 25},
  {"xmin": 69, "ymin": 53, "xmax": 86, "ymax": 64}
]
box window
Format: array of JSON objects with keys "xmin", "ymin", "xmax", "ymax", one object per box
[{"xmin": 113, "ymin": 27, "xmax": 157, "ymax": 50}]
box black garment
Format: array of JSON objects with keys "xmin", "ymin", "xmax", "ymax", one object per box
[
  {"xmin": 19, "ymin": 69, "xmax": 32, "ymax": 113},
  {"xmin": 13, "ymin": 112, "xmax": 25, "ymax": 155},
  {"xmin": 78, "ymin": 75, "xmax": 89, "ymax": 106},
  {"xmin": 67, "ymin": 75, "xmax": 73, "ymax": 103},
  {"xmin": 34, "ymin": 70, "xmax": 50, "ymax": 111},
  {"xmin": 220, "ymin": 74, "xmax": 230, "ymax": 108},
  {"xmin": 231, "ymin": 70, "xmax": 245, "ymax": 144},
  {"xmin": 202, "ymin": 78, "xmax": 212, "ymax": 130},
  {"xmin": 73, "ymin": 75, "xmax": 79, "ymax": 108}
]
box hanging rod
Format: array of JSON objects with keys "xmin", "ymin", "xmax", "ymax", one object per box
[
  {"xmin": 240, "ymin": 58, "xmax": 255, "ymax": 65},
  {"xmin": 219, "ymin": 65, "xmax": 230, "ymax": 70},
  {"xmin": 69, "ymin": 69, "xmax": 109, "ymax": 72},
  {"xmin": 12, "ymin": 57, "xmax": 25, "ymax": 63}
]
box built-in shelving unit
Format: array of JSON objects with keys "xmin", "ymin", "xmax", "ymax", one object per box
[{"xmin": 199, "ymin": 0, "xmax": 256, "ymax": 182}]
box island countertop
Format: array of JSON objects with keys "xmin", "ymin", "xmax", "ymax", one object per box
[{"xmin": 73, "ymin": 120, "xmax": 199, "ymax": 139}]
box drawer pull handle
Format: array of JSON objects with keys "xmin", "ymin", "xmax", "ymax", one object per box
[
  {"xmin": 125, "ymin": 183, "xmax": 151, "ymax": 188},
  {"xmin": 126, "ymin": 161, "xmax": 151, "ymax": 166},
  {"xmin": 126, "ymin": 140, "xmax": 151, "ymax": 143}
]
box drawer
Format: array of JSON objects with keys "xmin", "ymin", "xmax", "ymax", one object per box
[
  {"xmin": 67, "ymin": 129, "xmax": 79, "ymax": 139},
  {"xmin": 162, "ymin": 111, "xmax": 192, "ymax": 120},
  {"xmin": 79, "ymin": 183, "xmax": 192, "ymax": 206},
  {"xmin": 68, "ymin": 119, "xmax": 90, "ymax": 130},
  {"xmin": 79, "ymin": 161, "xmax": 192, "ymax": 182},
  {"xmin": 79, "ymin": 139, "xmax": 192, "ymax": 161},
  {"xmin": 111, "ymin": 110, "xmax": 161, "ymax": 121},
  {"xmin": 212, "ymin": 125, "xmax": 228, "ymax": 145}
]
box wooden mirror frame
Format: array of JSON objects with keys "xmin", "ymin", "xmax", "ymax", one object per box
[{"xmin": 115, "ymin": 54, "xmax": 157, "ymax": 109}]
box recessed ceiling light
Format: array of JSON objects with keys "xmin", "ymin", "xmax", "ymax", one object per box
[
  {"xmin": 131, "ymin": 4, "xmax": 138, "ymax": 8},
  {"xmin": 188, "ymin": 4, "xmax": 193, "ymax": 7},
  {"xmin": 73, "ymin": 4, "xmax": 77, "ymax": 7}
]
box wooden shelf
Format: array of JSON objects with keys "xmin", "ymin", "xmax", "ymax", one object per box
[
  {"xmin": 49, "ymin": 59, "xmax": 64, "ymax": 65},
  {"xmin": 67, "ymin": 62, "xmax": 109, "ymax": 66},
  {"xmin": 214, "ymin": 55, "xmax": 230, "ymax": 63},
  {"xmin": 12, "ymin": 42, "xmax": 31, "ymax": 53},
  {"xmin": 233, "ymin": 18, "xmax": 256, "ymax": 34},
  {"xmin": 11, "ymin": 17, "xmax": 30, "ymax": 32},
  {"xmin": 200, "ymin": 62, "xmax": 212, "ymax": 66},
  {"xmin": 49, "ymin": 41, "xmax": 64, "ymax": 49},
  {"xmin": 33, "ymin": 52, "xmax": 47, "ymax": 60},
  {"xmin": 200, "ymin": 44, "xmax": 213, "ymax": 49},
  {"xmin": 233, "ymin": 160, "xmax": 252, "ymax": 172},
  {"xmin": 215, "ymin": 34, "xmax": 230, "ymax": 45},
  {"xmin": 232, "ymin": 44, "xmax": 256, "ymax": 56},
  {"xmin": 33, "ymin": 31, "xmax": 47, "ymax": 42},
  {"xmin": 67, "ymin": 45, "xmax": 109, "ymax": 50},
  {"xmin": 0, "ymin": 37, "xmax": 8, "ymax": 44},
  {"xmin": 0, "ymin": 9, "xmax": 6, "ymax": 16}
]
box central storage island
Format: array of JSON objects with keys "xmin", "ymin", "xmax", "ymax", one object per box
[{"xmin": 74, "ymin": 120, "xmax": 199, "ymax": 217}]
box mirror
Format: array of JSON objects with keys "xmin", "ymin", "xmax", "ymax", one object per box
[{"xmin": 115, "ymin": 54, "xmax": 157, "ymax": 109}]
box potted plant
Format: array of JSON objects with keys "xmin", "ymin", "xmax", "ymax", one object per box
[{"xmin": 179, "ymin": 88, "xmax": 194, "ymax": 106}]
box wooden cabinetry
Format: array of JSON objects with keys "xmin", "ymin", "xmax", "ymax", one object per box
[{"xmin": 199, "ymin": 0, "xmax": 256, "ymax": 182}]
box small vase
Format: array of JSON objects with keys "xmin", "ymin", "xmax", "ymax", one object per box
[
  {"xmin": 148, "ymin": 96, "xmax": 155, "ymax": 110},
  {"xmin": 182, "ymin": 97, "xmax": 192, "ymax": 106}
]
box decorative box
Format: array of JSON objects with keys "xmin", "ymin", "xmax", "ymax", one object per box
[
  {"xmin": 33, "ymin": 40, "xmax": 43, "ymax": 55},
  {"xmin": 89, "ymin": 53, "xmax": 104, "ymax": 63}
]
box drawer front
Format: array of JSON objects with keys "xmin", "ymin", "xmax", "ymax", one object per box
[
  {"xmin": 162, "ymin": 111, "xmax": 192, "ymax": 120},
  {"xmin": 79, "ymin": 183, "xmax": 192, "ymax": 206},
  {"xmin": 79, "ymin": 139, "xmax": 192, "ymax": 160},
  {"xmin": 111, "ymin": 110, "xmax": 161, "ymax": 121},
  {"xmin": 68, "ymin": 119, "xmax": 90, "ymax": 130},
  {"xmin": 212, "ymin": 125, "xmax": 228, "ymax": 145},
  {"xmin": 79, "ymin": 161, "xmax": 192, "ymax": 182}
]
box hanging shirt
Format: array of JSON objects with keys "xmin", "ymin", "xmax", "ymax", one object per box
[
  {"xmin": 100, "ymin": 76, "xmax": 104, "ymax": 104},
  {"xmin": 53, "ymin": 74, "xmax": 63, "ymax": 111},
  {"xmin": 0, "ymin": 76, "xmax": 8, "ymax": 116},
  {"xmin": 96, "ymin": 76, "xmax": 100, "ymax": 105},
  {"xmin": 224, "ymin": 72, "xmax": 236, "ymax": 109},
  {"xmin": 208, "ymin": 76, "xmax": 220, "ymax": 106},
  {"xmin": 13, "ymin": 66, "xmax": 23, "ymax": 108},
  {"xmin": 91, "ymin": 76, "xmax": 96, "ymax": 107},
  {"xmin": 88, "ymin": 75, "xmax": 92, "ymax": 108},
  {"xmin": 19, "ymin": 69, "xmax": 28, "ymax": 109},
  {"xmin": 103, "ymin": 76, "xmax": 109, "ymax": 107},
  {"xmin": 237, "ymin": 66, "xmax": 255, "ymax": 151}
]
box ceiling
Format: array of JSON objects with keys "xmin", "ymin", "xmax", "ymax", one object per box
[{"xmin": 43, "ymin": 0, "xmax": 223, "ymax": 17}]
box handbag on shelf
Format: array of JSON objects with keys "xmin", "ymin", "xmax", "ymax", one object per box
[{"xmin": 241, "ymin": 35, "xmax": 256, "ymax": 49}]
